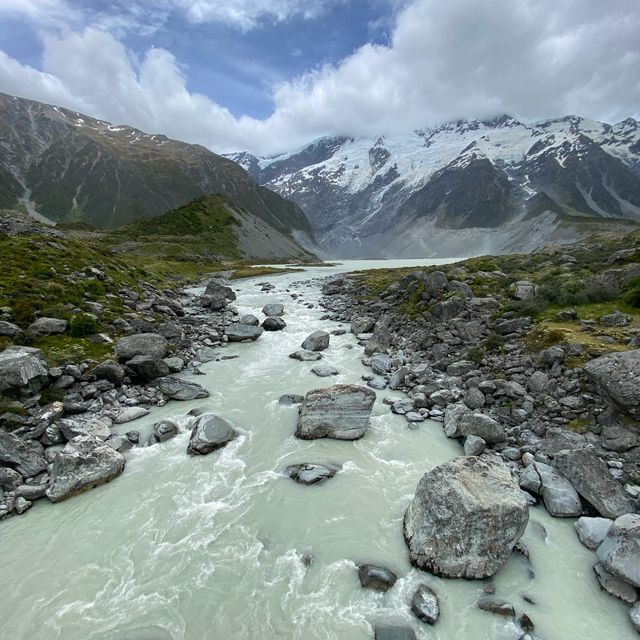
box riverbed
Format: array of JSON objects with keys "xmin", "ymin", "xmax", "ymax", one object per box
[{"xmin": 0, "ymin": 259, "xmax": 634, "ymax": 639}]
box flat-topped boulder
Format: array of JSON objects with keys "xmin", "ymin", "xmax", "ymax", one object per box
[
  {"xmin": 404, "ymin": 456, "xmax": 528, "ymax": 579},
  {"xmin": 114, "ymin": 333, "xmax": 168, "ymax": 362},
  {"xmin": 157, "ymin": 377, "xmax": 209, "ymax": 401},
  {"xmin": 0, "ymin": 346, "xmax": 49, "ymax": 396},
  {"xmin": 289, "ymin": 349, "xmax": 322, "ymax": 361},
  {"xmin": 27, "ymin": 317, "xmax": 67, "ymax": 336},
  {"xmin": 295, "ymin": 384, "xmax": 376, "ymax": 440},
  {"xmin": 225, "ymin": 323, "xmax": 263, "ymax": 342}
]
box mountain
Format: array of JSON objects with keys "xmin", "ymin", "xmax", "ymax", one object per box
[
  {"xmin": 0, "ymin": 93, "xmax": 313, "ymax": 248},
  {"xmin": 228, "ymin": 114, "xmax": 640, "ymax": 257}
]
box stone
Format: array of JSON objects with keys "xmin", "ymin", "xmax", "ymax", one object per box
[
  {"xmin": 151, "ymin": 420, "xmax": 179, "ymax": 444},
  {"xmin": 371, "ymin": 354, "xmax": 391, "ymax": 376},
  {"xmin": 311, "ymin": 365, "xmax": 339, "ymax": 377},
  {"xmin": 279, "ymin": 394, "xmax": 304, "ymax": 405},
  {"xmin": 411, "ymin": 584, "xmax": 440, "ymax": 624},
  {"xmin": 114, "ymin": 334, "xmax": 168, "ymax": 362},
  {"xmin": 593, "ymin": 563, "xmax": 638, "ymax": 603},
  {"xmin": 204, "ymin": 280, "xmax": 235, "ymax": 301},
  {"xmin": 351, "ymin": 316, "xmax": 376, "ymax": 334},
  {"xmin": 284, "ymin": 463, "xmax": 339, "ymax": 485},
  {"xmin": 195, "ymin": 347, "xmax": 217, "ymax": 363},
  {"xmin": 105, "ymin": 435, "xmax": 133, "ymax": 453},
  {"xmin": 262, "ymin": 317, "xmax": 286, "ymax": 331},
  {"xmin": 239, "ymin": 314, "xmax": 259, "ymax": 326},
  {"xmin": 225, "ymin": 324, "xmax": 264, "ymax": 341},
  {"xmin": 186, "ymin": 413, "xmax": 237, "ymax": 455},
  {"xmin": 46, "ymin": 434, "xmax": 125, "ymax": 503},
  {"xmin": 464, "ymin": 435, "xmax": 486, "ymax": 456},
  {"xmin": 27, "ymin": 317, "xmax": 67, "ymax": 336},
  {"xmin": 528, "ymin": 371, "xmax": 549, "ymax": 393},
  {"xmin": 403, "ymin": 456, "xmax": 528, "ymax": 579},
  {"xmin": 519, "ymin": 462, "xmax": 582, "ymax": 517},
  {"xmin": 91, "ymin": 359, "xmax": 126, "ymax": 384},
  {"xmin": 14, "ymin": 496, "xmax": 31, "ymax": 514},
  {"xmin": 301, "ymin": 330, "xmax": 330, "ymax": 351},
  {"xmin": 126, "ymin": 355, "xmax": 170, "ymax": 382},
  {"xmin": 583, "ymin": 350, "xmax": 640, "ymax": 418},
  {"xmin": 289, "ymin": 350, "xmax": 322, "ymax": 361},
  {"xmin": 600, "ymin": 311, "xmax": 631, "ymax": 327},
  {"xmin": 0, "ymin": 320, "xmax": 21, "ymax": 337},
  {"xmin": 443, "ymin": 402, "xmax": 469, "ymax": 438},
  {"xmin": 0, "ymin": 346, "xmax": 49, "ymax": 396},
  {"xmin": 476, "ymin": 596, "xmax": 515, "ymax": 617},
  {"xmin": 575, "ymin": 517, "xmax": 613, "ymax": 550},
  {"xmin": 554, "ymin": 447, "xmax": 633, "ymax": 518},
  {"xmin": 114, "ymin": 407, "xmax": 149, "ymax": 424},
  {"xmin": 357, "ymin": 564, "xmax": 397, "ymax": 591},
  {"xmin": 457, "ymin": 413, "xmax": 504, "ymax": 445},
  {"xmin": 631, "ymin": 602, "xmax": 640, "ymax": 633},
  {"xmin": 16, "ymin": 484, "xmax": 46, "ymax": 500},
  {"xmin": 296, "ymin": 384, "xmax": 376, "ymax": 440},
  {"xmin": 374, "ymin": 626, "xmax": 416, "ymax": 640},
  {"xmin": 58, "ymin": 417, "xmax": 111, "ymax": 442},
  {"xmin": 447, "ymin": 360, "xmax": 476, "ymax": 377},
  {"xmin": 0, "ymin": 430, "xmax": 47, "ymax": 477},
  {"xmin": 157, "ymin": 377, "xmax": 210, "ymax": 400},
  {"xmin": 597, "ymin": 514, "xmax": 640, "ymax": 588},
  {"xmin": 511, "ymin": 281, "xmax": 537, "ymax": 301},
  {"xmin": 262, "ymin": 303, "xmax": 284, "ymax": 316},
  {"xmin": 0, "ymin": 467, "xmax": 23, "ymax": 491},
  {"xmin": 463, "ymin": 387, "xmax": 485, "ymax": 410},
  {"xmin": 163, "ymin": 357, "xmax": 184, "ymax": 373}
]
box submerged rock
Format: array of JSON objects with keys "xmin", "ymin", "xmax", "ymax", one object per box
[
  {"xmin": 311, "ymin": 364, "xmax": 339, "ymax": 377},
  {"xmin": 295, "ymin": 384, "xmax": 376, "ymax": 440},
  {"xmin": 374, "ymin": 626, "xmax": 416, "ymax": 640},
  {"xmin": 284, "ymin": 463, "xmax": 340, "ymax": 485},
  {"xmin": 411, "ymin": 584, "xmax": 440, "ymax": 624},
  {"xmin": 404, "ymin": 456, "xmax": 528, "ymax": 579},
  {"xmin": 186, "ymin": 413, "xmax": 237, "ymax": 455},
  {"xmin": 476, "ymin": 595, "xmax": 515, "ymax": 617},
  {"xmin": 357, "ymin": 564, "xmax": 397, "ymax": 591}
]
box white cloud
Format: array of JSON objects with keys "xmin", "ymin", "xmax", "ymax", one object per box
[{"xmin": 0, "ymin": 0, "xmax": 638, "ymax": 155}]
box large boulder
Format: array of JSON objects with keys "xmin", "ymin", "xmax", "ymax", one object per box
[
  {"xmin": 186, "ymin": 413, "xmax": 237, "ymax": 455},
  {"xmin": 583, "ymin": 350, "xmax": 640, "ymax": 418},
  {"xmin": 0, "ymin": 430, "xmax": 47, "ymax": 477},
  {"xmin": 225, "ymin": 324, "xmax": 264, "ymax": 342},
  {"xmin": 457, "ymin": 413, "xmax": 504, "ymax": 445},
  {"xmin": 91, "ymin": 359, "xmax": 126, "ymax": 384},
  {"xmin": 350, "ymin": 316, "xmax": 376, "ymax": 334},
  {"xmin": 357, "ymin": 564, "xmax": 397, "ymax": 591},
  {"xmin": 553, "ymin": 447, "xmax": 633, "ymax": 518},
  {"xmin": 403, "ymin": 456, "xmax": 528, "ymax": 579},
  {"xmin": 58, "ymin": 417, "xmax": 111, "ymax": 442},
  {"xmin": 0, "ymin": 346, "xmax": 49, "ymax": 396},
  {"xmin": 289, "ymin": 350, "xmax": 322, "ymax": 361},
  {"xmin": 204, "ymin": 280, "xmax": 236, "ymax": 300},
  {"xmin": 46, "ymin": 434, "xmax": 125, "ymax": 502},
  {"xmin": 156, "ymin": 377, "xmax": 210, "ymax": 400},
  {"xmin": 114, "ymin": 334, "xmax": 168, "ymax": 362},
  {"xmin": 519, "ymin": 461, "xmax": 582, "ymax": 517},
  {"xmin": 295, "ymin": 384, "xmax": 376, "ymax": 440},
  {"xmin": 125, "ymin": 355, "xmax": 170, "ymax": 382},
  {"xmin": 301, "ymin": 331, "xmax": 330, "ymax": 351},
  {"xmin": 575, "ymin": 517, "xmax": 613, "ymax": 550},
  {"xmin": 596, "ymin": 514, "xmax": 640, "ymax": 588},
  {"xmin": 262, "ymin": 317, "xmax": 286, "ymax": 331},
  {"xmin": 27, "ymin": 317, "xmax": 67, "ymax": 336},
  {"xmin": 262, "ymin": 303, "xmax": 284, "ymax": 317},
  {"xmin": 284, "ymin": 463, "xmax": 339, "ymax": 485},
  {"xmin": 0, "ymin": 320, "xmax": 21, "ymax": 337}
]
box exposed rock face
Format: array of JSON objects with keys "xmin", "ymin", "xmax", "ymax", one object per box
[
  {"xmin": 583, "ymin": 350, "xmax": 640, "ymax": 418},
  {"xmin": 295, "ymin": 384, "xmax": 376, "ymax": 440},
  {"xmin": 403, "ymin": 456, "xmax": 529, "ymax": 579},
  {"xmin": 0, "ymin": 346, "xmax": 49, "ymax": 396},
  {"xmin": 519, "ymin": 461, "xmax": 582, "ymax": 517},
  {"xmin": 0, "ymin": 430, "xmax": 47, "ymax": 477},
  {"xmin": 351, "ymin": 316, "xmax": 376, "ymax": 334},
  {"xmin": 114, "ymin": 334, "xmax": 168, "ymax": 362},
  {"xmin": 58, "ymin": 417, "xmax": 111, "ymax": 442},
  {"xmin": 593, "ymin": 563, "xmax": 638, "ymax": 603},
  {"xmin": 186, "ymin": 413, "xmax": 237, "ymax": 455},
  {"xmin": 156, "ymin": 377, "xmax": 210, "ymax": 400},
  {"xmin": 262, "ymin": 303, "xmax": 284, "ymax": 316},
  {"xmin": 225, "ymin": 323, "xmax": 264, "ymax": 341},
  {"xmin": 46, "ymin": 434, "xmax": 125, "ymax": 502},
  {"xmin": 596, "ymin": 514, "xmax": 640, "ymax": 588},
  {"xmin": 553, "ymin": 447, "xmax": 633, "ymax": 518},
  {"xmin": 301, "ymin": 330, "xmax": 330, "ymax": 351}
]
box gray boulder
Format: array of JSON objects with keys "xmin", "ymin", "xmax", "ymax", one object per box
[
  {"xmin": 0, "ymin": 430, "xmax": 47, "ymax": 477},
  {"xmin": 126, "ymin": 355, "xmax": 170, "ymax": 382},
  {"xmin": 279, "ymin": 394, "xmax": 304, "ymax": 405},
  {"xmin": 46, "ymin": 434, "xmax": 125, "ymax": 502},
  {"xmin": 289, "ymin": 350, "xmax": 322, "ymax": 361},
  {"xmin": 351, "ymin": 316, "xmax": 376, "ymax": 334},
  {"xmin": 357, "ymin": 564, "xmax": 397, "ymax": 591},
  {"xmin": 225, "ymin": 323, "xmax": 264, "ymax": 341},
  {"xmin": 554, "ymin": 447, "xmax": 633, "ymax": 518},
  {"xmin": 575, "ymin": 517, "xmax": 613, "ymax": 550},
  {"xmin": 239, "ymin": 314, "xmax": 259, "ymax": 326},
  {"xmin": 157, "ymin": 377, "xmax": 210, "ymax": 400},
  {"xmin": 0, "ymin": 467, "xmax": 23, "ymax": 491},
  {"xmin": 150, "ymin": 420, "xmax": 179, "ymax": 444},
  {"xmin": 464, "ymin": 435, "xmax": 486, "ymax": 456},
  {"xmin": 262, "ymin": 303, "xmax": 284, "ymax": 316},
  {"xmin": 114, "ymin": 407, "xmax": 149, "ymax": 424},
  {"xmin": 583, "ymin": 350, "xmax": 640, "ymax": 418},
  {"xmin": 457, "ymin": 413, "xmax": 504, "ymax": 445},
  {"xmin": 311, "ymin": 364, "xmax": 338, "ymax": 377},
  {"xmin": 284, "ymin": 463, "xmax": 339, "ymax": 485},
  {"xmin": 519, "ymin": 461, "xmax": 582, "ymax": 517},
  {"xmin": 27, "ymin": 317, "xmax": 67, "ymax": 336},
  {"xmin": 295, "ymin": 384, "xmax": 376, "ymax": 440},
  {"xmin": 476, "ymin": 595, "xmax": 515, "ymax": 617},
  {"xmin": 593, "ymin": 563, "xmax": 638, "ymax": 603},
  {"xmin": 187, "ymin": 413, "xmax": 237, "ymax": 455},
  {"xmin": 58, "ymin": 417, "xmax": 111, "ymax": 442},
  {"xmin": 596, "ymin": 514, "xmax": 640, "ymax": 588},
  {"xmin": 301, "ymin": 330, "xmax": 330, "ymax": 351},
  {"xmin": 91, "ymin": 359, "xmax": 126, "ymax": 384},
  {"xmin": 511, "ymin": 280, "xmax": 537, "ymax": 301},
  {"xmin": 404, "ymin": 456, "xmax": 528, "ymax": 578},
  {"xmin": 600, "ymin": 310, "xmax": 631, "ymax": 326},
  {"xmin": 0, "ymin": 320, "xmax": 21, "ymax": 337},
  {"xmin": 371, "ymin": 354, "xmax": 391, "ymax": 376},
  {"xmin": 443, "ymin": 403, "xmax": 469, "ymax": 438},
  {"xmin": 411, "ymin": 584, "xmax": 440, "ymax": 624},
  {"xmin": 262, "ymin": 317, "xmax": 286, "ymax": 331},
  {"xmin": 0, "ymin": 346, "xmax": 49, "ymax": 396},
  {"xmin": 114, "ymin": 334, "xmax": 168, "ymax": 362}
]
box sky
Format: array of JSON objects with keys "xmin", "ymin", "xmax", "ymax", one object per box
[{"xmin": 0, "ymin": 0, "xmax": 638, "ymax": 156}]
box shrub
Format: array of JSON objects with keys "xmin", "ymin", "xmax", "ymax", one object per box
[
  {"xmin": 484, "ymin": 332, "xmax": 505, "ymax": 352},
  {"xmin": 466, "ymin": 347, "xmax": 486, "ymax": 365},
  {"xmin": 69, "ymin": 313, "xmax": 99, "ymax": 337}
]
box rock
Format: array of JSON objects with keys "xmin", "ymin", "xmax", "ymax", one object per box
[
  {"xmin": 239, "ymin": 314, "xmax": 259, "ymax": 326},
  {"xmin": 411, "ymin": 584, "xmax": 440, "ymax": 624},
  {"xmin": 0, "ymin": 346, "xmax": 49, "ymax": 396},
  {"xmin": 91, "ymin": 359, "xmax": 126, "ymax": 384},
  {"xmin": 0, "ymin": 467, "xmax": 23, "ymax": 491},
  {"xmin": 114, "ymin": 407, "xmax": 149, "ymax": 424},
  {"xmin": 225, "ymin": 323, "xmax": 264, "ymax": 341},
  {"xmin": 262, "ymin": 317, "xmax": 286, "ymax": 331},
  {"xmin": 600, "ymin": 311, "xmax": 631, "ymax": 326},
  {"xmin": 295, "ymin": 384, "xmax": 376, "ymax": 440},
  {"xmin": 476, "ymin": 595, "xmax": 515, "ymax": 617},
  {"xmin": 46, "ymin": 434, "xmax": 125, "ymax": 502},
  {"xmin": 528, "ymin": 370, "xmax": 549, "ymax": 393},
  {"xmin": 284, "ymin": 463, "xmax": 339, "ymax": 485},
  {"xmin": 16, "ymin": 483, "xmax": 45, "ymax": 500},
  {"xmin": 301, "ymin": 330, "xmax": 330, "ymax": 351},
  {"xmin": 151, "ymin": 420, "xmax": 179, "ymax": 444},
  {"xmin": 511, "ymin": 281, "xmax": 537, "ymax": 301},
  {"xmin": 351, "ymin": 316, "xmax": 375, "ymax": 334},
  {"xmin": 279, "ymin": 394, "xmax": 304, "ymax": 405},
  {"xmin": 631, "ymin": 602, "xmax": 640, "ymax": 632},
  {"xmin": 583, "ymin": 350, "xmax": 640, "ymax": 418},
  {"xmin": 0, "ymin": 320, "xmax": 21, "ymax": 337},
  {"xmin": 464, "ymin": 435, "xmax": 486, "ymax": 456},
  {"xmin": 404, "ymin": 456, "xmax": 528, "ymax": 578},
  {"xmin": 187, "ymin": 413, "xmax": 237, "ymax": 455},
  {"xmin": 374, "ymin": 626, "xmax": 416, "ymax": 640},
  {"xmin": 58, "ymin": 417, "xmax": 111, "ymax": 442},
  {"xmin": 195, "ymin": 347, "xmax": 217, "ymax": 363},
  {"xmin": 575, "ymin": 517, "xmax": 613, "ymax": 550},
  {"xmin": 357, "ymin": 564, "xmax": 397, "ymax": 591},
  {"xmin": 443, "ymin": 403, "xmax": 469, "ymax": 438},
  {"xmin": 593, "ymin": 563, "xmax": 638, "ymax": 603},
  {"xmin": 289, "ymin": 350, "xmax": 322, "ymax": 361},
  {"xmin": 371, "ymin": 354, "xmax": 391, "ymax": 376},
  {"xmin": 311, "ymin": 365, "xmax": 339, "ymax": 377},
  {"xmin": 262, "ymin": 303, "xmax": 284, "ymax": 316},
  {"xmin": 0, "ymin": 430, "xmax": 47, "ymax": 477},
  {"xmin": 163, "ymin": 356, "xmax": 184, "ymax": 373},
  {"xmin": 14, "ymin": 496, "xmax": 32, "ymax": 514},
  {"xmin": 114, "ymin": 334, "xmax": 168, "ymax": 362},
  {"xmin": 447, "ymin": 360, "xmax": 476, "ymax": 376},
  {"xmin": 156, "ymin": 377, "xmax": 210, "ymax": 400},
  {"xmin": 463, "ymin": 387, "xmax": 485, "ymax": 409},
  {"xmin": 494, "ymin": 317, "xmax": 531, "ymax": 335},
  {"xmin": 126, "ymin": 355, "xmax": 170, "ymax": 382},
  {"xmin": 27, "ymin": 317, "xmax": 67, "ymax": 336},
  {"xmin": 457, "ymin": 413, "xmax": 504, "ymax": 445},
  {"xmin": 519, "ymin": 462, "xmax": 582, "ymax": 517},
  {"xmin": 597, "ymin": 514, "xmax": 640, "ymax": 588},
  {"xmin": 554, "ymin": 447, "xmax": 633, "ymax": 518},
  {"xmin": 431, "ymin": 296, "xmax": 464, "ymax": 322}
]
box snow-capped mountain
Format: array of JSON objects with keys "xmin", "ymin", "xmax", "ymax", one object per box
[{"xmin": 227, "ymin": 114, "xmax": 640, "ymax": 257}]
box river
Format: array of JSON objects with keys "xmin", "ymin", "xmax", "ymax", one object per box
[{"xmin": 0, "ymin": 259, "xmax": 634, "ymax": 640}]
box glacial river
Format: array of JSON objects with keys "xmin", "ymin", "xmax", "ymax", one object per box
[{"xmin": 0, "ymin": 260, "xmax": 634, "ymax": 640}]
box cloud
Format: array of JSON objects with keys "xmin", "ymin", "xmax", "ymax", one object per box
[{"xmin": 0, "ymin": 0, "xmax": 638, "ymax": 155}]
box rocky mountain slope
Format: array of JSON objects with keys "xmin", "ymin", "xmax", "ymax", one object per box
[
  {"xmin": 228, "ymin": 115, "xmax": 640, "ymax": 258},
  {"xmin": 0, "ymin": 93, "xmax": 313, "ymax": 245}
]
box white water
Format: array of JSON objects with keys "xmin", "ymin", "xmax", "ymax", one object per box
[{"xmin": 0, "ymin": 260, "xmax": 634, "ymax": 640}]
